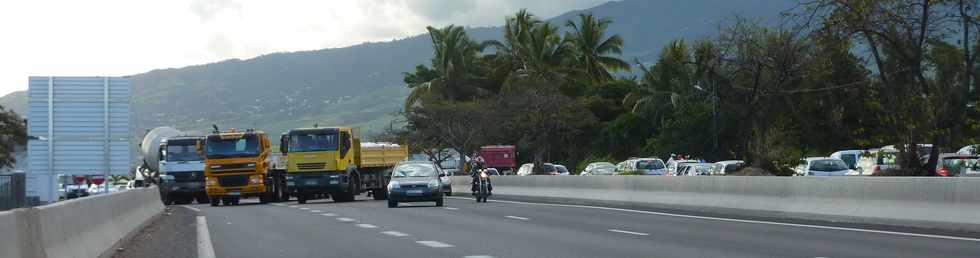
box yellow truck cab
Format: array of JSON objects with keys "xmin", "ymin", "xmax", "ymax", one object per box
[
  {"xmin": 281, "ymin": 127, "xmax": 406, "ymax": 204},
  {"xmin": 203, "ymin": 128, "xmax": 285, "ymax": 206}
]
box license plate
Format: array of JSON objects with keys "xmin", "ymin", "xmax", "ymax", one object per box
[
  {"xmin": 407, "ymin": 190, "xmax": 423, "ymax": 195},
  {"xmin": 305, "ymin": 179, "xmax": 319, "ymax": 185},
  {"xmin": 227, "ymin": 192, "xmax": 240, "ymax": 196},
  {"xmin": 329, "ymin": 180, "xmax": 339, "ymax": 185}
]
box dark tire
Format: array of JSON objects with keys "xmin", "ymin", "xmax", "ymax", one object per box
[
  {"xmin": 372, "ymin": 189, "xmax": 387, "ymax": 200},
  {"xmin": 445, "ymin": 190, "xmax": 452, "ymax": 196},
  {"xmin": 436, "ymin": 198, "xmax": 444, "ymax": 207},
  {"xmin": 259, "ymin": 194, "xmax": 270, "ymax": 204},
  {"xmin": 231, "ymin": 197, "xmax": 240, "ymax": 205},
  {"xmin": 333, "ymin": 192, "xmax": 355, "ymax": 202},
  {"xmin": 196, "ymin": 195, "xmax": 210, "ymax": 204},
  {"xmin": 174, "ymin": 197, "xmax": 192, "ymax": 205},
  {"xmin": 297, "ymin": 194, "xmax": 307, "ymax": 204},
  {"xmin": 210, "ymin": 197, "xmax": 220, "ymax": 206},
  {"xmin": 387, "ymin": 199, "xmax": 397, "ymax": 208}
]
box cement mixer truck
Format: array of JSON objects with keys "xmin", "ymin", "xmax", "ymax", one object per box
[{"xmin": 139, "ymin": 127, "xmax": 208, "ymax": 204}]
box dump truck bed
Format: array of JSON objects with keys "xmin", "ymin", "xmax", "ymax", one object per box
[{"xmin": 359, "ymin": 142, "xmax": 408, "ymax": 168}]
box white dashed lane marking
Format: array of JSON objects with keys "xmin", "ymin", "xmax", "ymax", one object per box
[
  {"xmin": 608, "ymin": 229, "xmax": 650, "ymax": 236},
  {"xmin": 356, "ymin": 224, "xmax": 378, "ymax": 229},
  {"xmin": 505, "ymin": 216, "xmax": 529, "ymax": 221},
  {"xmin": 416, "ymin": 241, "xmax": 453, "ymax": 248},
  {"xmin": 321, "ymin": 213, "xmax": 336, "ymax": 217},
  {"xmin": 464, "ymin": 256, "xmax": 495, "ymax": 258},
  {"xmin": 299, "ymin": 207, "xmax": 310, "ymax": 210},
  {"xmin": 443, "ymin": 207, "xmax": 459, "ymax": 210},
  {"xmin": 310, "ymin": 210, "xmax": 322, "ymax": 213},
  {"xmin": 382, "ymin": 231, "xmax": 411, "ymax": 237},
  {"xmin": 337, "ymin": 217, "xmax": 356, "ymax": 222}
]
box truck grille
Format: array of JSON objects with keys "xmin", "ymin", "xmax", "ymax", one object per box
[
  {"xmin": 297, "ymin": 163, "xmax": 326, "ymax": 170},
  {"xmin": 218, "ymin": 175, "xmax": 248, "ymax": 187},
  {"xmin": 170, "ymin": 172, "xmax": 203, "ymax": 183}
]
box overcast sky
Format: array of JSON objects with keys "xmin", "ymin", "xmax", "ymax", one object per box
[{"xmin": 0, "ymin": 0, "xmax": 605, "ymax": 96}]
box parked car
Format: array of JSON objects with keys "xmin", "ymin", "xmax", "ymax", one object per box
[
  {"xmin": 796, "ymin": 157, "xmax": 850, "ymax": 176},
  {"xmin": 556, "ymin": 164, "xmax": 571, "ymax": 175},
  {"xmin": 711, "ymin": 160, "xmax": 745, "ymax": 175},
  {"xmin": 666, "ymin": 160, "xmax": 700, "ymax": 176},
  {"xmin": 677, "ymin": 163, "xmax": 713, "ymax": 176},
  {"xmin": 935, "ymin": 153, "xmax": 980, "ymax": 177},
  {"xmin": 957, "ymin": 145, "xmax": 978, "ymax": 155},
  {"xmin": 387, "ymin": 161, "xmax": 445, "ymax": 208},
  {"xmin": 516, "ymin": 163, "xmax": 559, "ymax": 176},
  {"xmin": 581, "ymin": 162, "xmax": 617, "ymax": 176},
  {"xmin": 830, "ymin": 150, "xmax": 863, "ymax": 170},
  {"xmin": 484, "ymin": 168, "xmax": 502, "ymax": 176},
  {"xmin": 870, "ymin": 148, "xmax": 900, "ymax": 174},
  {"xmin": 625, "ymin": 158, "xmax": 668, "ymax": 176}
]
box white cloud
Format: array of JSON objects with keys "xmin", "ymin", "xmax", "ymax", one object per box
[{"xmin": 0, "ymin": 0, "xmax": 606, "ymax": 97}]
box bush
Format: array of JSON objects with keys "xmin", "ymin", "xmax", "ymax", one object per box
[
  {"xmin": 617, "ymin": 170, "xmax": 644, "ymax": 176},
  {"xmin": 870, "ymin": 168, "xmax": 918, "ymax": 177},
  {"xmin": 727, "ymin": 167, "xmax": 774, "ymax": 176}
]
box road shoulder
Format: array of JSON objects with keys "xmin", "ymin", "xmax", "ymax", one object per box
[{"xmin": 112, "ymin": 206, "xmax": 196, "ymax": 258}]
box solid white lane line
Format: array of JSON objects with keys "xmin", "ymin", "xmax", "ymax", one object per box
[
  {"xmin": 356, "ymin": 224, "xmax": 379, "ymax": 229},
  {"xmin": 505, "ymin": 216, "xmax": 529, "ymax": 221},
  {"xmin": 337, "ymin": 217, "xmax": 356, "ymax": 222},
  {"xmin": 382, "ymin": 231, "xmax": 411, "ymax": 237},
  {"xmin": 464, "ymin": 256, "xmax": 496, "ymax": 258},
  {"xmin": 416, "ymin": 241, "xmax": 454, "ymax": 248},
  {"xmin": 288, "ymin": 205, "xmax": 298, "ymax": 208},
  {"xmin": 196, "ymin": 216, "xmax": 216, "ymax": 258},
  {"xmin": 443, "ymin": 207, "xmax": 459, "ymax": 210},
  {"xmin": 183, "ymin": 205, "xmax": 201, "ymax": 212},
  {"xmin": 299, "ymin": 207, "xmax": 310, "ymax": 210},
  {"xmin": 608, "ymin": 229, "xmax": 650, "ymax": 236},
  {"xmin": 446, "ymin": 197, "xmax": 980, "ymax": 243},
  {"xmin": 311, "ymin": 210, "xmax": 322, "ymax": 213},
  {"xmin": 322, "ymin": 213, "xmax": 336, "ymax": 217}
]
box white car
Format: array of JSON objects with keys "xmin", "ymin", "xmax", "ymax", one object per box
[
  {"xmin": 712, "ymin": 160, "xmax": 745, "ymax": 175},
  {"xmin": 666, "ymin": 160, "xmax": 699, "ymax": 176},
  {"xmin": 625, "ymin": 158, "xmax": 668, "ymax": 176},
  {"xmin": 796, "ymin": 157, "xmax": 850, "ymax": 176},
  {"xmin": 581, "ymin": 162, "xmax": 617, "ymax": 176}
]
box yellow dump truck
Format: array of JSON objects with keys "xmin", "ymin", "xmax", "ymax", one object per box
[
  {"xmin": 203, "ymin": 128, "xmax": 286, "ymax": 206},
  {"xmin": 280, "ymin": 127, "xmax": 407, "ymax": 204}
]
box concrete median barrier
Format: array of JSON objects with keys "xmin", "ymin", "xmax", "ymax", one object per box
[
  {"xmin": 0, "ymin": 187, "xmax": 164, "ymax": 258},
  {"xmin": 453, "ymin": 176, "xmax": 980, "ymax": 231}
]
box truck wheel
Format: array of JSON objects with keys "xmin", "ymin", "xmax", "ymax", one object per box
[
  {"xmin": 231, "ymin": 197, "xmax": 240, "ymax": 205},
  {"xmin": 387, "ymin": 199, "xmax": 397, "ymax": 208},
  {"xmin": 297, "ymin": 194, "xmax": 307, "ymax": 204},
  {"xmin": 259, "ymin": 194, "xmax": 270, "ymax": 204},
  {"xmin": 210, "ymin": 197, "xmax": 220, "ymax": 206},
  {"xmin": 446, "ymin": 190, "xmax": 452, "ymax": 196},
  {"xmin": 372, "ymin": 189, "xmax": 387, "ymax": 200},
  {"xmin": 333, "ymin": 192, "xmax": 355, "ymax": 202},
  {"xmin": 196, "ymin": 195, "xmax": 210, "ymax": 204},
  {"xmin": 436, "ymin": 198, "xmax": 444, "ymax": 207}
]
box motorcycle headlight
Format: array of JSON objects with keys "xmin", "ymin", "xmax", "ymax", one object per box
[
  {"xmin": 249, "ymin": 175, "xmax": 264, "ymax": 184},
  {"xmin": 428, "ymin": 179, "xmax": 440, "ymax": 189},
  {"xmin": 388, "ymin": 181, "xmax": 400, "ymax": 191}
]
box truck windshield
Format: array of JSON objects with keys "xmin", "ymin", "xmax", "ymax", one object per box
[
  {"xmin": 288, "ymin": 131, "xmax": 338, "ymax": 152},
  {"xmin": 206, "ymin": 134, "xmax": 260, "ymax": 159},
  {"xmin": 166, "ymin": 139, "xmax": 203, "ymax": 162}
]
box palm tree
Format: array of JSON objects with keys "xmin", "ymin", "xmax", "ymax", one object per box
[
  {"xmin": 405, "ymin": 25, "xmax": 488, "ymax": 111},
  {"xmin": 565, "ymin": 13, "xmax": 631, "ymax": 83},
  {"xmin": 485, "ymin": 9, "xmax": 541, "ymax": 80}
]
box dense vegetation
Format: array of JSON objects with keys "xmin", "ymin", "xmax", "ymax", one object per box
[{"xmin": 393, "ymin": 1, "xmax": 980, "ymax": 176}]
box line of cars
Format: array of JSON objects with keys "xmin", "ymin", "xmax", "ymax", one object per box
[
  {"xmin": 529, "ymin": 158, "xmax": 747, "ymax": 176},
  {"xmin": 796, "ymin": 144, "xmax": 980, "ymax": 176}
]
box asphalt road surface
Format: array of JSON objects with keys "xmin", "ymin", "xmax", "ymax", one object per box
[{"xmin": 135, "ymin": 195, "xmax": 980, "ymax": 258}]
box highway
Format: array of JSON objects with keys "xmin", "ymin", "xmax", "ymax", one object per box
[{"xmin": 123, "ymin": 194, "xmax": 980, "ymax": 258}]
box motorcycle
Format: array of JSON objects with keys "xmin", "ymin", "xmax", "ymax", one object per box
[{"xmin": 475, "ymin": 170, "xmax": 490, "ymax": 203}]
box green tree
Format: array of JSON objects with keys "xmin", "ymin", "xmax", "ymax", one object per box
[
  {"xmin": 0, "ymin": 106, "xmax": 26, "ymax": 170},
  {"xmin": 405, "ymin": 25, "xmax": 490, "ymax": 111},
  {"xmin": 565, "ymin": 13, "xmax": 631, "ymax": 84}
]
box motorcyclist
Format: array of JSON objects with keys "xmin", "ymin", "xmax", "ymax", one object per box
[{"xmin": 469, "ymin": 152, "xmax": 492, "ymax": 196}]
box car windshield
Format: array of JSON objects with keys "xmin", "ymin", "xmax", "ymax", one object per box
[
  {"xmin": 556, "ymin": 166, "xmax": 569, "ymax": 173},
  {"xmin": 940, "ymin": 157, "xmax": 980, "ymax": 175},
  {"xmin": 636, "ymin": 160, "xmax": 665, "ymax": 170},
  {"xmin": 393, "ymin": 163, "xmax": 437, "ymax": 177},
  {"xmin": 810, "ymin": 160, "xmax": 848, "ymax": 172},
  {"xmin": 288, "ymin": 131, "xmax": 338, "ymax": 152},
  {"xmin": 206, "ymin": 134, "xmax": 260, "ymax": 159},
  {"xmin": 166, "ymin": 139, "xmax": 204, "ymax": 162},
  {"xmin": 839, "ymin": 154, "xmax": 857, "ymax": 169}
]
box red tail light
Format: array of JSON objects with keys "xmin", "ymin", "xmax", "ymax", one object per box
[
  {"xmin": 938, "ymin": 168, "xmax": 950, "ymax": 177},
  {"xmin": 873, "ymin": 165, "xmax": 881, "ymax": 174}
]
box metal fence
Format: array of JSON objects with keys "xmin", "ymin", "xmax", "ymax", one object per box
[{"xmin": 0, "ymin": 173, "xmax": 26, "ymax": 211}]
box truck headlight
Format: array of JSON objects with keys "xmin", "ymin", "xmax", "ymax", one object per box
[
  {"xmin": 209, "ymin": 165, "xmax": 221, "ymax": 169},
  {"xmin": 246, "ymin": 163, "xmax": 256, "ymax": 168},
  {"xmin": 428, "ymin": 179, "xmax": 440, "ymax": 190},
  {"xmin": 206, "ymin": 178, "xmax": 217, "ymax": 186},
  {"xmin": 388, "ymin": 181, "xmax": 400, "ymax": 191}
]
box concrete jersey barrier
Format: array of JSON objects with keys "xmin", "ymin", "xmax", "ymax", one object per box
[
  {"xmin": 453, "ymin": 176, "xmax": 980, "ymax": 231},
  {"xmin": 0, "ymin": 187, "xmax": 164, "ymax": 258}
]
